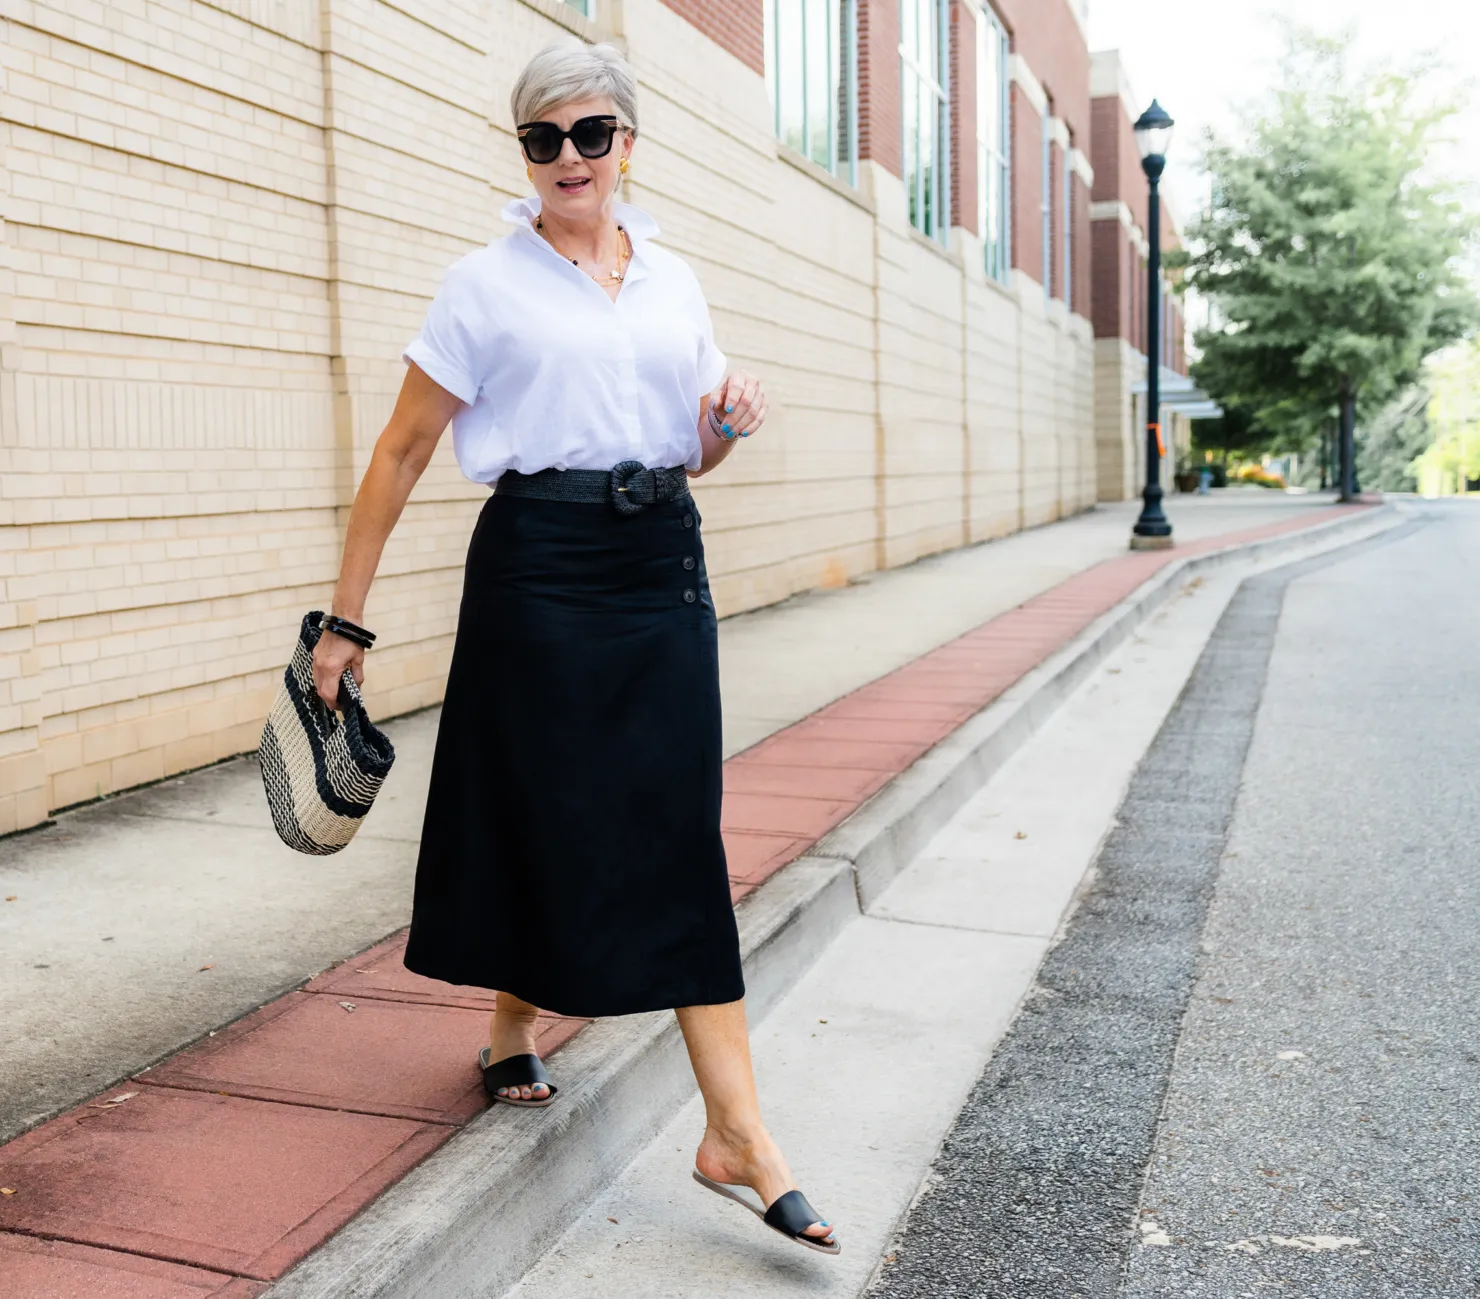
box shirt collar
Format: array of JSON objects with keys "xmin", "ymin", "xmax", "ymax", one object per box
[
  {"xmin": 502, "ymin": 195, "xmax": 656, "ymax": 293},
  {"xmin": 501, "ymin": 195, "xmax": 660, "ymax": 245}
]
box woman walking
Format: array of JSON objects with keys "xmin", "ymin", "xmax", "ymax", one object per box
[{"xmin": 311, "ymin": 41, "xmax": 837, "ymax": 1255}]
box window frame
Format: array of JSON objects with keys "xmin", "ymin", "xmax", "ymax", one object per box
[
  {"xmin": 1040, "ymin": 105, "xmax": 1052, "ymax": 299},
  {"xmin": 899, "ymin": 0, "xmax": 951, "ymax": 242},
  {"xmin": 1063, "ymin": 139, "xmax": 1073, "ymax": 310},
  {"xmin": 765, "ymin": 0, "xmax": 860, "ymax": 186},
  {"xmin": 971, "ymin": 1, "xmax": 1011, "ymax": 284}
]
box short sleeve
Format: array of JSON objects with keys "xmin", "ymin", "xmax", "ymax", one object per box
[{"xmin": 403, "ymin": 262, "xmax": 484, "ymax": 405}]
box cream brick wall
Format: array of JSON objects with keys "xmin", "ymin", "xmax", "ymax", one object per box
[
  {"xmin": 1094, "ymin": 337, "xmax": 1192, "ymax": 504},
  {"xmin": 0, "ymin": 0, "xmax": 1100, "ymax": 832},
  {"xmin": 1096, "ymin": 336, "xmax": 1139, "ymax": 502}
]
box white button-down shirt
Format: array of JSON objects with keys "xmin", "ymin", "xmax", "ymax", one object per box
[{"xmin": 403, "ymin": 197, "xmax": 727, "ymax": 483}]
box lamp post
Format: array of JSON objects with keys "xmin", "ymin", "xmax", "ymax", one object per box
[{"xmin": 1130, "ymin": 99, "xmax": 1175, "ymax": 550}]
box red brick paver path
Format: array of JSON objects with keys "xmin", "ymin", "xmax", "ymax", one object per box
[{"xmin": 0, "ymin": 506, "xmax": 1366, "ymax": 1293}]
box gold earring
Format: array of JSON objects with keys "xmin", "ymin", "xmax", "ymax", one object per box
[
  {"xmin": 526, "ymin": 165, "xmax": 533, "ymax": 182},
  {"xmin": 619, "ymin": 157, "xmax": 630, "ymax": 175}
]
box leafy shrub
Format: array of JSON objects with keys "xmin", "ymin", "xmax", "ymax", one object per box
[{"xmin": 1235, "ymin": 463, "xmax": 1287, "ymax": 489}]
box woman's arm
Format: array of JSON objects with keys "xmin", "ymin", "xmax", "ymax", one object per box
[
  {"xmin": 312, "ymin": 362, "xmax": 463, "ymax": 707},
  {"xmin": 691, "ymin": 370, "xmax": 767, "ymax": 477}
]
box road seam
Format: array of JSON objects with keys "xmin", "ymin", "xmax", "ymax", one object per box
[{"xmin": 865, "ymin": 914, "xmax": 1060, "ymax": 941}]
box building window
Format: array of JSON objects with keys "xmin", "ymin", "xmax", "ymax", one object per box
[
  {"xmin": 767, "ymin": 1, "xmax": 858, "ymax": 182},
  {"xmin": 563, "ymin": 0, "xmax": 592, "ymax": 15},
  {"xmin": 900, "ymin": 0, "xmax": 949, "ymax": 239},
  {"xmin": 974, "ymin": 3, "xmax": 1009, "ymax": 283},
  {"xmin": 1040, "ymin": 107, "xmax": 1052, "ymax": 298},
  {"xmin": 1062, "ymin": 141, "xmax": 1073, "ymax": 310}
]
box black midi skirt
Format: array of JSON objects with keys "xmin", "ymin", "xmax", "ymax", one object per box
[{"xmin": 402, "ymin": 488, "xmax": 745, "ymax": 1019}]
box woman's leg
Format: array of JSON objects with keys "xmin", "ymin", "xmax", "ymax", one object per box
[
  {"xmin": 677, "ymin": 998, "xmax": 835, "ymax": 1243},
  {"xmin": 488, "ymin": 991, "xmax": 550, "ymax": 1101}
]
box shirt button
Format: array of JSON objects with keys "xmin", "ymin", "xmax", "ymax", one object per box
[
  {"xmin": 682, "ymin": 589, "xmax": 697, "ymax": 604},
  {"xmin": 682, "ymin": 556, "xmax": 696, "ymax": 571},
  {"xmin": 682, "ymin": 514, "xmax": 694, "ymax": 528}
]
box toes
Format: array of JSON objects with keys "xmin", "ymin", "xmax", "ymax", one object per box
[
  {"xmin": 806, "ymin": 1222, "xmax": 835, "ymax": 1243},
  {"xmin": 494, "ymin": 1081, "xmax": 550, "ymax": 1103}
]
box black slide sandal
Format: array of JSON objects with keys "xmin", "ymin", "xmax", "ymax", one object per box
[
  {"xmin": 692, "ymin": 1170, "xmax": 840, "ymax": 1255},
  {"xmin": 479, "ymin": 1048, "xmax": 558, "ymax": 1107}
]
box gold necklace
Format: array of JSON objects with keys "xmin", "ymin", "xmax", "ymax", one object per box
[{"xmin": 535, "ymin": 217, "xmax": 631, "ymax": 286}]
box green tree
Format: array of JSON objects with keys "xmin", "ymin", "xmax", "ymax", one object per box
[
  {"xmin": 1357, "ymin": 385, "xmax": 1431, "ymax": 492},
  {"xmin": 1173, "ymin": 27, "xmax": 1477, "ymax": 500},
  {"xmin": 1411, "ymin": 340, "xmax": 1480, "ymax": 492},
  {"xmin": 1189, "ymin": 401, "xmax": 1277, "ymax": 466}
]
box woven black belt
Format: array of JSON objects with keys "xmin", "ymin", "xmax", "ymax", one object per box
[{"xmin": 494, "ymin": 460, "xmax": 691, "ymax": 517}]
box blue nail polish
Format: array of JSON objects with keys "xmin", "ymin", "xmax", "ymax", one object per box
[
  {"xmin": 722, "ymin": 423, "xmax": 731, "ymax": 433},
  {"xmin": 726, "ymin": 404, "xmax": 734, "ymax": 413},
  {"xmin": 739, "ymin": 429, "xmax": 751, "ymax": 437}
]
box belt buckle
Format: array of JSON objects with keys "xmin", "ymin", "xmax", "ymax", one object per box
[{"xmin": 611, "ymin": 460, "xmax": 648, "ymax": 516}]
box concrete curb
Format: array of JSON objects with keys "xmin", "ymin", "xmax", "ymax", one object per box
[{"xmin": 264, "ymin": 502, "xmax": 1398, "ymax": 1299}]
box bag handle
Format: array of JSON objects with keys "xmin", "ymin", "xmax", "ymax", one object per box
[{"xmin": 336, "ymin": 668, "xmax": 366, "ymax": 716}]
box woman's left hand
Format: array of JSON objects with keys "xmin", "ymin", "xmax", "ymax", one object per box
[{"xmin": 709, "ymin": 370, "xmax": 767, "ymax": 439}]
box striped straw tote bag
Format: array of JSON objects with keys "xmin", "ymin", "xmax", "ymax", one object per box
[{"xmin": 259, "ymin": 611, "xmax": 396, "ymax": 855}]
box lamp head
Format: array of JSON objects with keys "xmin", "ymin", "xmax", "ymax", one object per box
[{"xmin": 1133, "ymin": 99, "xmax": 1175, "ymax": 174}]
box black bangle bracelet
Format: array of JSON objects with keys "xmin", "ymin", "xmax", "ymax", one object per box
[
  {"xmin": 707, "ymin": 404, "xmax": 737, "ymax": 441},
  {"xmin": 321, "ymin": 614, "xmax": 376, "ymax": 650}
]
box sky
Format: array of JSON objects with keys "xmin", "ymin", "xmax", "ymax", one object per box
[{"xmin": 1086, "ymin": 0, "xmax": 1480, "ymax": 228}]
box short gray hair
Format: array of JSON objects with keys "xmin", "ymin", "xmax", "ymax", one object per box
[{"xmin": 511, "ymin": 41, "xmax": 638, "ymax": 132}]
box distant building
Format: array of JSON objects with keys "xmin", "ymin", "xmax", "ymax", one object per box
[{"xmin": 1088, "ymin": 49, "xmax": 1200, "ymax": 503}]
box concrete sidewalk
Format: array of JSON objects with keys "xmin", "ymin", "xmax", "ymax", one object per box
[{"xmin": 0, "ymin": 492, "xmax": 1364, "ymax": 1296}]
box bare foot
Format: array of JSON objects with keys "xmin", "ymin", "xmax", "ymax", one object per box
[
  {"xmin": 488, "ymin": 1004, "xmax": 549, "ymax": 1103},
  {"xmin": 694, "ymin": 1123, "xmax": 835, "ymax": 1245}
]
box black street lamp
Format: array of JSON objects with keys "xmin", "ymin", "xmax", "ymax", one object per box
[{"xmin": 1130, "ymin": 99, "xmax": 1175, "ymax": 550}]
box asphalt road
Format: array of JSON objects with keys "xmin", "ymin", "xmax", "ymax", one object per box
[{"xmin": 871, "ymin": 501, "xmax": 1480, "ymax": 1298}]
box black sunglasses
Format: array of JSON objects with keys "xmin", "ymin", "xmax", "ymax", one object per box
[{"xmin": 517, "ymin": 115, "xmax": 626, "ymax": 165}]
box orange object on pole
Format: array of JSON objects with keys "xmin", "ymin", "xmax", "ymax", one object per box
[{"xmin": 1150, "ymin": 422, "xmax": 1165, "ymax": 458}]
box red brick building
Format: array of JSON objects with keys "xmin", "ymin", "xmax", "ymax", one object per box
[{"xmin": 1088, "ymin": 49, "xmax": 1195, "ymax": 500}]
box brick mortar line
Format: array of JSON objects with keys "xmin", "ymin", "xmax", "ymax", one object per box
[
  {"xmin": 174, "ymin": 0, "xmax": 326, "ymax": 56},
  {"xmin": 360, "ymin": 0, "xmax": 487, "ymax": 57},
  {"xmin": 6, "ymin": 212, "xmax": 467, "ymax": 293},
  {"xmin": 5, "ymin": 14, "xmax": 330, "ymax": 134}
]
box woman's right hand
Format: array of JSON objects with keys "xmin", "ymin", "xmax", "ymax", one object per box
[{"xmin": 312, "ymin": 627, "xmax": 365, "ymax": 711}]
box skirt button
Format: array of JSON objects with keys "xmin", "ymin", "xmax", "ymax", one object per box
[
  {"xmin": 682, "ymin": 556, "xmax": 696, "ymax": 571},
  {"xmin": 682, "ymin": 514, "xmax": 694, "ymax": 528},
  {"xmin": 682, "ymin": 589, "xmax": 697, "ymax": 604}
]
